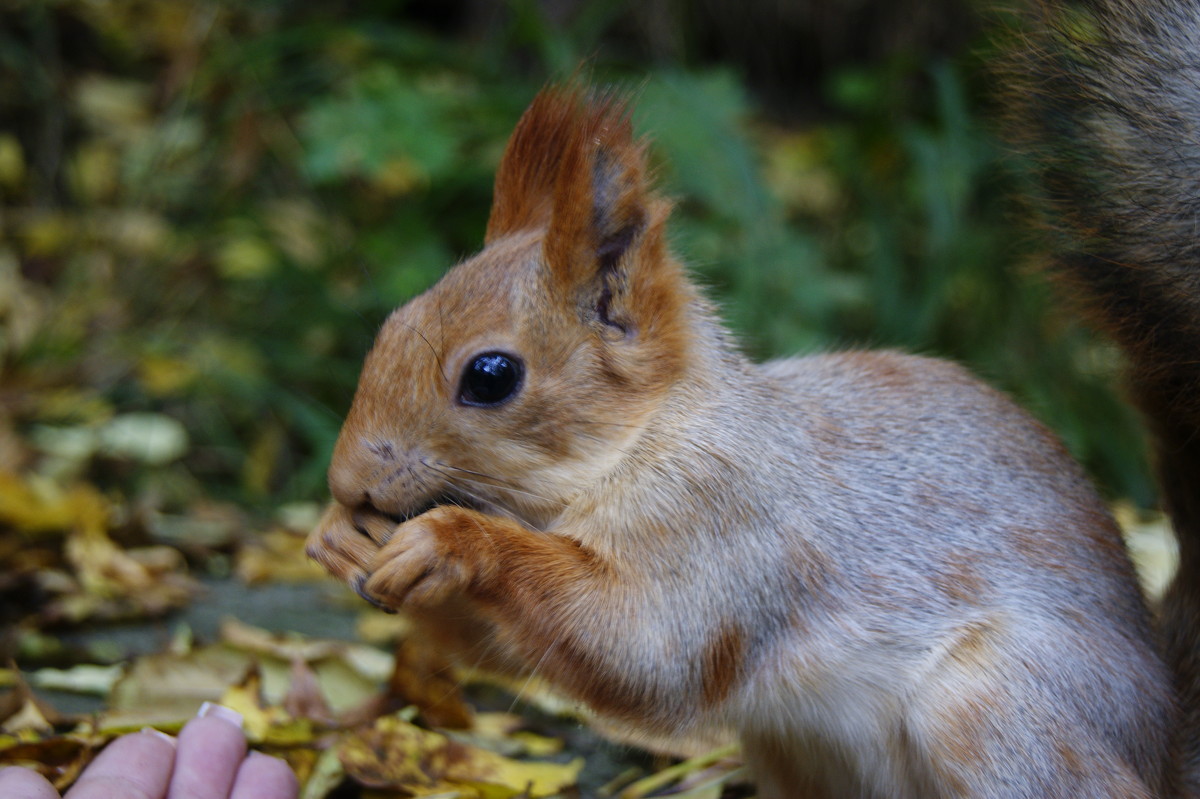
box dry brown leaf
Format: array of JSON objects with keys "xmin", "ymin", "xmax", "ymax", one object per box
[
  {"xmin": 284, "ymin": 656, "xmax": 336, "ymax": 726},
  {"xmin": 234, "ymin": 528, "xmax": 328, "ymax": 584},
  {"xmin": 385, "ymin": 637, "xmax": 473, "ymax": 729},
  {"xmin": 105, "ymin": 646, "xmax": 254, "ymax": 728},
  {"xmin": 338, "ymin": 712, "xmax": 582, "ymax": 798},
  {"xmin": 220, "ymin": 617, "xmax": 347, "ymax": 662},
  {"xmin": 0, "ymin": 680, "xmax": 62, "ymax": 735},
  {"xmin": 0, "ymin": 736, "xmax": 93, "ymax": 790},
  {"xmin": 216, "ymin": 619, "xmax": 390, "ymax": 716}
]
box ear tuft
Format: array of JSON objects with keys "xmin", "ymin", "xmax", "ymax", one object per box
[
  {"xmin": 485, "ymin": 83, "xmax": 653, "ymax": 280},
  {"xmin": 486, "ymin": 84, "xmax": 599, "ymax": 242}
]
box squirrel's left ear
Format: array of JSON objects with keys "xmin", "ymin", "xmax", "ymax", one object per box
[{"xmin": 486, "ymin": 84, "xmax": 670, "ymax": 335}]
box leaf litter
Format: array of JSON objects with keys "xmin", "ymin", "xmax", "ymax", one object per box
[{"xmin": 0, "ymin": 467, "xmax": 749, "ymax": 797}]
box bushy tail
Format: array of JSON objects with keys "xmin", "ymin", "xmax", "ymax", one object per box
[{"xmin": 1008, "ymin": 0, "xmax": 1200, "ymax": 789}]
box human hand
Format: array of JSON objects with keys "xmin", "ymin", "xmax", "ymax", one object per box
[{"xmin": 0, "ymin": 702, "xmax": 298, "ymax": 799}]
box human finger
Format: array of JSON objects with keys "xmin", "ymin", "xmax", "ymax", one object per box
[
  {"xmin": 165, "ymin": 703, "xmax": 247, "ymax": 799},
  {"xmin": 64, "ymin": 729, "xmax": 176, "ymax": 799},
  {"xmin": 0, "ymin": 766, "xmax": 62, "ymax": 799},
  {"xmin": 230, "ymin": 751, "xmax": 298, "ymax": 799}
]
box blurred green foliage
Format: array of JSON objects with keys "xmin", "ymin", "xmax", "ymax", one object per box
[{"xmin": 0, "ymin": 0, "xmax": 1152, "ymax": 524}]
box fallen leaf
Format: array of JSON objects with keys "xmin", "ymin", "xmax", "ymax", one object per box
[
  {"xmin": 97, "ymin": 412, "xmax": 188, "ymax": 465},
  {"xmin": 235, "ymin": 528, "xmax": 328, "ymax": 583},
  {"xmin": 449, "ymin": 713, "xmax": 563, "ymax": 759},
  {"xmin": 284, "ymin": 657, "xmax": 336, "ymax": 725},
  {"xmin": 0, "ymin": 736, "xmax": 92, "ymax": 789},
  {"xmin": 106, "ymin": 646, "xmax": 254, "ymax": 728},
  {"xmin": 0, "ymin": 685, "xmax": 59, "ymax": 735},
  {"xmin": 338, "ymin": 713, "xmax": 581, "ymax": 798},
  {"xmin": 217, "ymin": 668, "xmax": 321, "ymax": 747},
  {"xmin": 386, "ymin": 637, "xmax": 473, "ymax": 729},
  {"xmin": 300, "ymin": 746, "xmax": 347, "ymax": 799},
  {"xmin": 30, "ymin": 664, "xmax": 123, "ymax": 696},
  {"xmin": 218, "ymin": 619, "xmax": 389, "ymax": 715},
  {"xmin": 617, "ymin": 744, "xmax": 741, "ymax": 799}
]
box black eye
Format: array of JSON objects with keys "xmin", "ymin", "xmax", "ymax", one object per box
[{"xmin": 458, "ymin": 352, "xmax": 523, "ymax": 407}]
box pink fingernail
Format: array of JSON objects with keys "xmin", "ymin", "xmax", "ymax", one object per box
[
  {"xmin": 198, "ymin": 701, "xmax": 244, "ymax": 729},
  {"xmin": 140, "ymin": 727, "xmax": 177, "ymax": 748}
]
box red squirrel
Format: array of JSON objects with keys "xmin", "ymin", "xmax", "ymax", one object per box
[{"xmin": 306, "ymin": 1, "xmax": 1200, "ymax": 793}]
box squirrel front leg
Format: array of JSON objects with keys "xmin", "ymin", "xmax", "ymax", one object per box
[
  {"xmin": 364, "ymin": 506, "xmax": 595, "ymax": 613},
  {"xmin": 308, "ymin": 504, "xmax": 714, "ymax": 730},
  {"xmin": 308, "ymin": 503, "xmax": 594, "ymax": 610},
  {"xmin": 307, "ymin": 500, "xmax": 578, "ymax": 624}
]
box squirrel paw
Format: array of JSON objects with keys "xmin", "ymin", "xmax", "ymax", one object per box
[
  {"xmin": 361, "ymin": 505, "xmax": 479, "ymax": 609},
  {"xmin": 305, "ymin": 502, "xmax": 381, "ymax": 588}
]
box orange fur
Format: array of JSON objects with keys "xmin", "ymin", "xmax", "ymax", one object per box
[{"xmin": 307, "ymin": 84, "xmax": 1182, "ymax": 797}]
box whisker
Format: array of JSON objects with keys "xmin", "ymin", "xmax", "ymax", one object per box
[
  {"xmin": 509, "ymin": 627, "xmax": 567, "ymax": 714},
  {"xmin": 439, "ymin": 481, "xmax": 493, "ymax": 511},
  {"xmin": 432, "ymin": 462, "xmax": 520, "ymax": 483},
  {"xmin": 426, "ymin": 460, "xmax": 552, "ymax": 498},
  {"xmin": 427, "ymin": 463, "xmax": 564, "ymax": 509},
  {"xmin": 439, "ymin": 475, "xmax": 558, "ymax": 517},
  {"xmin": 561, "ymin": 415, "xmax": 649, "ymax": 431},
  {"xmin": 395, "ymin": 319, "xmax": 448, "ymax": 383}
]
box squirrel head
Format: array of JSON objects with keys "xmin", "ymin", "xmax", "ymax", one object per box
[{"xmin": 327, "ymin": 84, "xmax": 694, "ymax": 527}]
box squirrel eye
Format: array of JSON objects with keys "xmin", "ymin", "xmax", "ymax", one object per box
[{"xmin": 458, "ymin": 352, "xmax": 523, "ymax": 407}]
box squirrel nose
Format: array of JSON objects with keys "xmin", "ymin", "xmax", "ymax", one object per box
[
  {"xmin": 327, "ymin": 431, "xmax": 382, "ymax": 507},
  {"xmin": 327, "ymin": 431, "xmax": 412, "ymax": 513},
  {"xmin": 327, "ymin": 457, "xmax": 369, "ymax": 508}
]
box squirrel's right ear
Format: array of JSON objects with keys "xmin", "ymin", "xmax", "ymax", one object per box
[{"xmin": 486, "ymin": 84, "xmax": 668, "ymax": 334}]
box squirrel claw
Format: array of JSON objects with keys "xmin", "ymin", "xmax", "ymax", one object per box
[{"xmin": 353, "ymin": 574, "xmax": 397, "ymax": 614}]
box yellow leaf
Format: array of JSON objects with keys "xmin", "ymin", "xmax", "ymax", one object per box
[
  {"xmin": 0, "ymin": 134, "xmax": 25, "ymax": 188},
  {"xmin": 508, "ymin": 731, "xmax": 564, "ymax": 758},
  {"xmin": 66, "ymin": 528, "xmax": 152, "ymax": 595},
  {"xmin": 31, "ymin": 389, "xmax": 114, "ymax": 425},
  {"xmin": 761, "ymin": 129, "xmax": 841, "ymax": 216},
  {"xmin": 218, "ymin": 671, "xmax": 278, "ymax": 743},
  {"xmin": 21, "ymin": 212, "xmax": 74, "ymax": 258},
  {"xmin": 618, "ymin": 744, "xmax": 741, "ymax": 799},
  {"xmin": 0, "ymin": 472, "xmax": 108, "ymax": 536},
  {"xmin": 217, "ymin": 235, "xmax": 276, "ymax": 280},
  {"xmin": 139, "ymin": 355, "xmax": 198, "ymax": 397},
  {"xmin": 374, "ymin": 157, "xmax": 426, "ymax": 195},
  {"xmin": 74, "ymin": 75, "xmax": 151, "ymax": 138},
  {"xmin": 243, "ymin": 423, "xmax": 283, "ymax": 497},
  {"xmin": 299, "ymin": 746, "xmax": 346, "ymax": 799},
  {"xmin": 69, "ymin": 141, "xmax": 119, "ymax": 202},
  {"xmin": 338, "ymin": 714, "xmax": 581, "ymax": 798}
]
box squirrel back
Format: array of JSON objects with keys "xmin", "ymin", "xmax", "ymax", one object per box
[{"xmin": 1010, "ymin": 0, "xmax": 1200, "ymax": 788}]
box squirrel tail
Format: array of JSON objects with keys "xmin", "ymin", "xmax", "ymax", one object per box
[{"xmin": 1009, "ymin": 0, "xmax": 1200, "ymax": 787}]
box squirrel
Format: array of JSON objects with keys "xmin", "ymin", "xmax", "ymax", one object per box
[{"xmin": 305, "ymin": 0, "xmax": 1200, "ymax": 792}]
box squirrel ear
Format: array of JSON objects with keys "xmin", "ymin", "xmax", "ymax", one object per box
[{"xmin": 486, "ymin": 84, "xmax": 658, "ymax": 331}]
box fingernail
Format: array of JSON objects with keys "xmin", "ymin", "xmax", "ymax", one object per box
[
  {"xmin": 140, "ymin": 727, "xmax": 177, "ymax": 748},
  {"xmin": 198, "ymin": 701, "xmax": 244, "ymax": 729}
]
